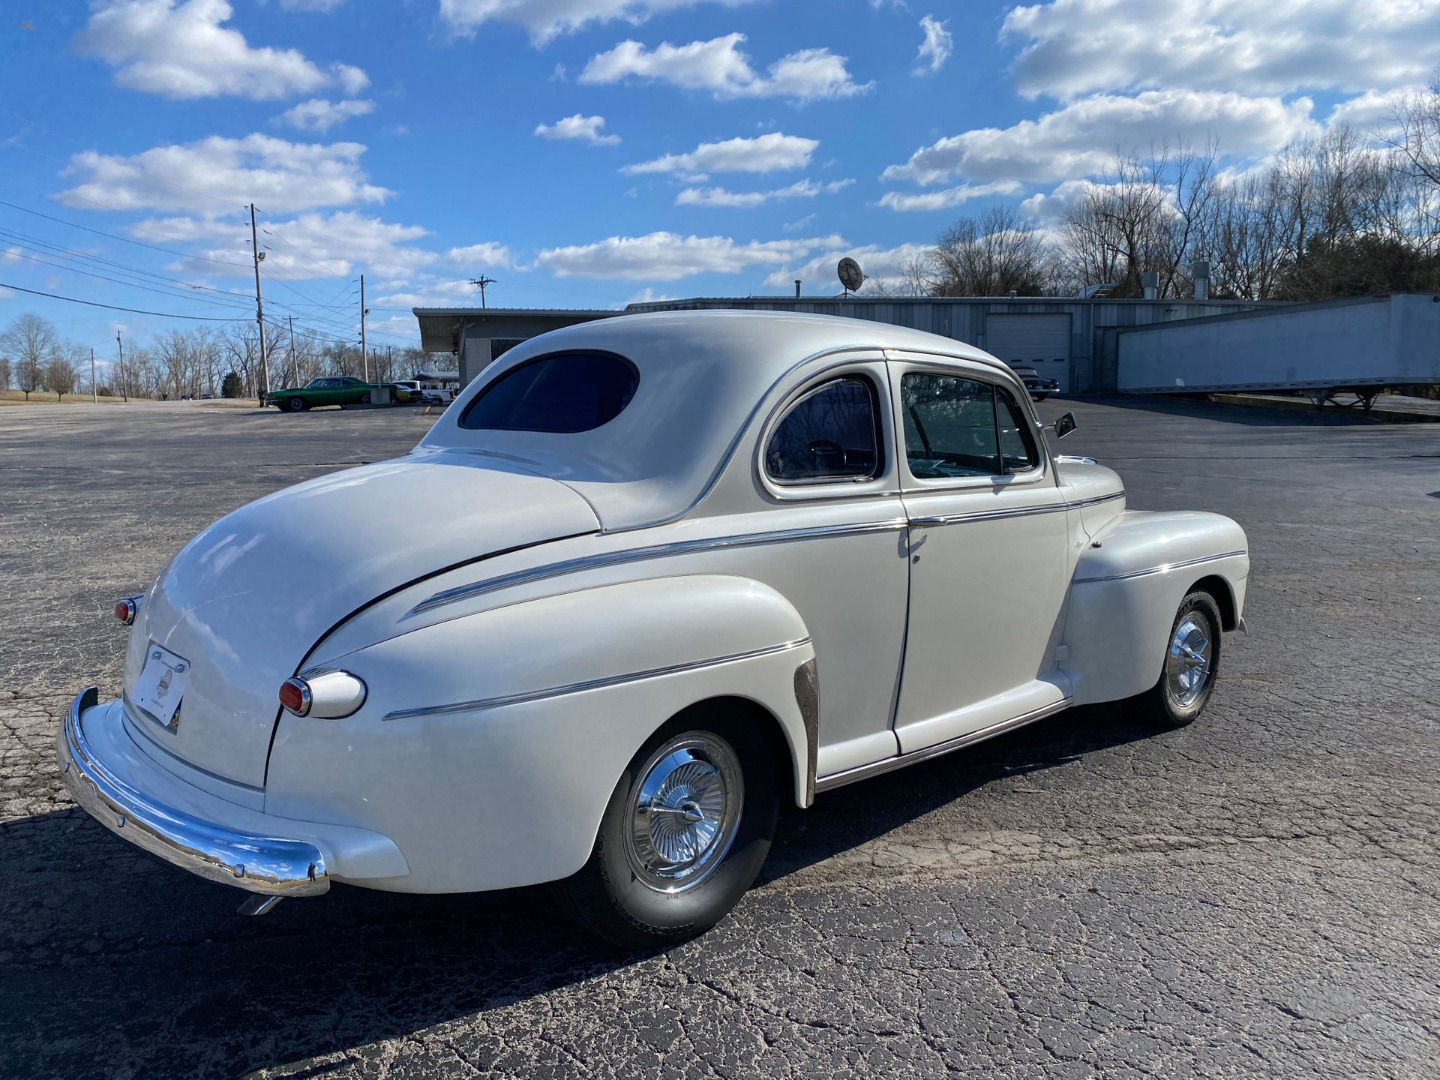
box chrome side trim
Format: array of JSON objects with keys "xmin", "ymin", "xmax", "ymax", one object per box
[
  {"xmin": 1056, "ymin": 455, "xmax": 1098, "ymax": 465},
  {"xmin": 909, "ymin": 488, "xmax": 1124, "ymax": 528},
  {"xmin": 1071, "ymin": 489, "xmax": 1126, "ymax": 509},
  {"xmin": 59, "ymin": 688, "xmax": 329, "ymax": 897},
  {"xmin": 911, "ymin": 502, "xmax": 1068, "ymax": 527},
  {"xmin": 814, "ymin": 697, "xmax": 1073, "ymax": 793},
  {"xmin": 411, "ymin": 519, "xmax": 908, "ymax": 616},
  {"xmin": 384, "ymin": 637, "xmax": 814, "ymax": 721},
  {"xmin": 1073, "ymin": 549, "xmax": 1248, "ymax": 585}
]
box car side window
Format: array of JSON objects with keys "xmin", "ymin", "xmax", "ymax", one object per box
[
  {"xmin": 902, "ymin": 373, "xmax": 999, "ymax": 478},
  {"xmin": 997, "ymin": 389, "xmax": 1039, "ymax": 473},
  {"xmin": 766, "ymin": 377, "xmax": 881, "ymax": 484}
]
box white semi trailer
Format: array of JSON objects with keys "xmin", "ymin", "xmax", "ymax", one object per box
[{"xmin": 1117, "ymin": 293, "xmax": 1440, "ymax": 409}]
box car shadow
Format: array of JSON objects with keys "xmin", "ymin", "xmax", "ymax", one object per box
[{"xmin": 1, "ymin": 702, "xmax": 1149, "ymax": 1079}]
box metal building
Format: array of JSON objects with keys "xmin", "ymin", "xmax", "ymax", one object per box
[{"xmin": 414, "ymin": 295, "xmax": 1268, "ymax": 393}]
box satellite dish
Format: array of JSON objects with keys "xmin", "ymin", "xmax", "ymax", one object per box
[{"xmin": 837, "ymin": 257, "xmax": 865, "ymax": 295}]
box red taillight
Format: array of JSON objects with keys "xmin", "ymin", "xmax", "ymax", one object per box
[
  {"xmin": 279, "ymin": 678, "xmax": 311, "ymax": 716},
  {"xmin": 114, "ymin": 598, "xmax": 137, "ymax": 625}
]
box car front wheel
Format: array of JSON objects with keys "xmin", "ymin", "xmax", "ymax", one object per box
[
  {"xmin": 1130, "ymin": 590, "xmax": 1223, "ymax": 728},
  {"xmin": 360, "ymin": 393, "xmax": 372, "ymax": 406},
  {"xmin": 553, "ymin": 707, "xmax": 779, "ymax": 949},
  {"xmin": 286, "ymin": 397, "xmax": 307, "ymax": 412}
]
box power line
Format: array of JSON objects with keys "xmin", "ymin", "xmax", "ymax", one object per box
[
  {"xmin": 0, "ymin": 281, "xmax": 251, "ymax": 321},
  {"xmin": 0, "ymin": 197, "xmax": 255, "ymax": 271}
]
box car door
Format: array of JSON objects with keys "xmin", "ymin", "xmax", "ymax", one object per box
[{"xmin": 887, "ymin": 355, "xmax": 1072, "ymax": 754}]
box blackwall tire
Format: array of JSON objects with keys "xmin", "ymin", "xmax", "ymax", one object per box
[
  {"xmin": 287, "ymin": 397, "xmax": 307, "ymax": 412},
  {"xmin": 1129, "ymin": 590, "xmax": 1224, "ymax": 729},
  {"xmin": 360, "ymin": 393, "xmax": 372, "ymax": 405},
  {"xmin": 553, "ymin": 706, "xmax": 780, "ymax": 949}
]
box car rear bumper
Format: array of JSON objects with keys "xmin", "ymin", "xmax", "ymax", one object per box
[{"xmin": 59, "ymin": 687, "xmax": 332, "ymax": 897}]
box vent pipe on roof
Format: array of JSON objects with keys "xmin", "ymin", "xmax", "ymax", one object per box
[
  {"xmin": 795, "ymin": 279, "xmax": 802, "ymax": 299},
  {"xmin": 1141, "ymin": 271, "xmax": 1159, "ymax": 301},
  {"xmin": 1191, "ymin": 260, "xmax": 1210, "ymax": 300}
]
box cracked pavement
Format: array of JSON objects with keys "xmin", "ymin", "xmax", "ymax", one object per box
[{"xmin": 1, "ymin": 397, "xmax": 1437, "ymax": 1078}]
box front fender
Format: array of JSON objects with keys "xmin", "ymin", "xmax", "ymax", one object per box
[
  {"xmin": 1063, "ymin": 511, "xmax": 1249, "ymax": 705},
  {"xmin": 264, "ymin": 575, "xmax": 815, "ymax": 893}
]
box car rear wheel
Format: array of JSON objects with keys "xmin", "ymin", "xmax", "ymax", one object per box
[
  {"xmin": 553, "ymin": 707, "xmax": 779, "ymax": 949},
  {"xmin": 286, "ymin": 396, "xmax": 307, "ymax": 412},
  {"xmin": 360, "ymin": 393, "xmax": 372, "ymax": 406},
  {"xmin": 1129, "ymin": 590, "xmax": 1223, "ymax": 728}
]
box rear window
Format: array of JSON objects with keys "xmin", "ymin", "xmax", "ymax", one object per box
[{"xmin": 458, "ymin": 352, "xmax": 639, "ymax": 434}]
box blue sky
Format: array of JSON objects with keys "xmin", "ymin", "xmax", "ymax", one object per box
[{"xmin": 1, "ymin": 0, "xmax": 1436, "ymax": 352}]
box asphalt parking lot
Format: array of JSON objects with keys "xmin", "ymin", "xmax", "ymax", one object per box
[{"xmin": 2, "ymin": 397, "xmax": 1437, "ymax": 1079}]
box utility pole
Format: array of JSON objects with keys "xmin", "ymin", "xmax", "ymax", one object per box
[
  {"xmin": 469, "ymin": 276, "xmax": 497, "ymax": 308},
  {"xmin": 288, "ymin": 314, "xmax": 296, "ymax": 388},
  {"xmin": 91, "ymin": 347, "xmax": 97, "ymax": 403},
  {"xmin": 249, "ymin": 204, "xmax": 270, "ymax": 401},
  {"xmin": 386, "ymin": 344, "xmax": 392, "ymax": 382},
  {"xmin": 360, "ymin": 274, "xmax": 369, "ymax": 382},
  {"xmin": 116, "ymin": 331, "xmax": 127, "ymax": 402}
]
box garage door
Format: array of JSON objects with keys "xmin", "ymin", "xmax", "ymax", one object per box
[{"xmin": 984, "ymin": 313, "xmax": 1072, "ymax": 393}]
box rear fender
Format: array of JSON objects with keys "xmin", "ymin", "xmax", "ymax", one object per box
[
  {"xmin": 264, "ymin": 575, "xmax": 815, "ymax": 893},
  {"xmin": 1063, "ymin": 511, "xmax": 1249, "ymax": 705}
]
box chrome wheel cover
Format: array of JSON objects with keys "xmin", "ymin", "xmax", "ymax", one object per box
[
  {"xmin": 626, "ymin": 733, "xmax": 743, "ymax": 894},
  {"xmin": 1166, "ymin": 614, "xmax": 1213, "ymax": 707}
]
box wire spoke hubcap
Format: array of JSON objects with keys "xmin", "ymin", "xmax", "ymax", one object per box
[
  {"xmin": 627, "ymin": 734, "xmax": 743, "ymax": 893},
  {"xmin": 1165, "ymin": 615, "xmax": 1213, "ymax": 707}
]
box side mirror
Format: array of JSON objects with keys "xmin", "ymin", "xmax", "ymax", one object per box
[{"xmin": 1053, "ymin": 412, "xmax": 1078, "ymax": 440}]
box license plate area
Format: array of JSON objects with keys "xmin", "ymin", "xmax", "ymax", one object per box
[{"xmin": 132, "ymin": 643, "xmax": 190, "ymax": 731}]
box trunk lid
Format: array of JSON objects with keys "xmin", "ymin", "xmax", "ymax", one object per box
[{"xmin": 124, "ymin": 451, "xmax": 598, "ymax": 788}]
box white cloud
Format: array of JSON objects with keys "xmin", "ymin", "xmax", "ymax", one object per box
[
  {"xmin": 1002, "ymin": 0, "xmax": 1440, "ymax": 101},
  {"xmin": 277, "ymin": 98, "xmax": 375, "ymax": 132},
  {"xmin": 762, "ymin": 241, "xmax": 933, "ymax": 291},
  {"xmin": 623, "ymin": 133, "xmax": 819, "ymax": 179},
  {"xmin": 535, "ymin": 231, "xmax": 844, "ymax": 280},
  {"xmin": 882, "ymin": 90, "xmax": 1317, "ymax": 186},
  {"xmin": 580, "ymin": 34, "xmax": 872, "ymax": 103},
  {"xmin": 879, "ymin": 179, "xmax": 1023, "ymax": 211},
  {"xmin": 783, "ymin": 213, "xmax": 817, "ymax": 233},
  {"xmin": 148, "ymin": 211, "xmax": 436, "ymax": 279},
  {"xmin": 1, "ymin": 246, "xmax": 20, "ymax": 264},
  {"xmin": 534, "ymin": 114, "xmax": 621, "ymax": 145},
  {"xmin": 677, "ymin": 178, "xmax": 853, "ymax": 207},
  {"xmin": 1326, "ymin": 87, "xmax": 1420, "ymax": 138},
  {"xmin": 57, "ymin": 134, "xmax": 391, "ymax": 215},
  {"xmin": 439, "ymin": 0, "xmax": 763, "ymax": 45},
  {"xmin": 627, "ymin": 287, "xmax": 676, "ymax": 304},
  {"xmin": 914, "ymin": 15, "xmax": 952, "ymax": 75},
  {"xmin": 443, "ymin": 242, "xmax": 515, "ymax": 267},
  {"xmin": 75, "ymin": 0, "xmax": 370, "ymax": 101},
  {"xmin": 281, "ymin": 0, "xmax": 347, "ymax": 10}
]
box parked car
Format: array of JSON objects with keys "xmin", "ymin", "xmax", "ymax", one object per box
[
  {"xmin": 1010, "ymin": 365, "xmax": 1062, "ymax": 401},
  {"xmin": 60, "ymin": 312, "xmax": 1249, "ymax": 946},
  {"xmin": 391, "ymin": 380, "xmax": 421, "ymax": 404},
  {"xmin": 268, "ymin": 376, "xmax": 402, "ymax": 411}
]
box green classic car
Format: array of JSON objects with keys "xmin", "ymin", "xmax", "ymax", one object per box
[{"xmin": 269, "ymin": 377, "xmax": 404, "ymax": 412}]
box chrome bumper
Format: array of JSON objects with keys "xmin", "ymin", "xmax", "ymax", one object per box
[{"xmin": 58, "ymin": 687, "xmax": 329, "ymax": 897}]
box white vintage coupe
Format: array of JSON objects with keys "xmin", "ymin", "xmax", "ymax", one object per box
[{"xmin": 60, "ymin": 311, "xmax": 1249, "ymax": 946}]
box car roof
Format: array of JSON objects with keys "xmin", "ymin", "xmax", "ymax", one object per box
[{"xmin": 419, "ymin": 310, "xmax": 1013, "ymax": 530}]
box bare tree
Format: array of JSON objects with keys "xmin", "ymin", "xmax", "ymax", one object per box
[
  {"xmin": 44, "ymin": 353, "xmax": 77, "ymax": 401},
  {"xmin": 1059, "ymin": 144, "xmax": 1218, "ymax": 298},
  {"xmin": 931, "ymin": 206, "xmax": 1055, "ymax": 296},
  {"xmin": 0, "ymin": 314, "xmax": 59, "ymax": 402},
  {"xmin": 1394, "ymin": 72, "xmax": 1440, "ymax": 192}
]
